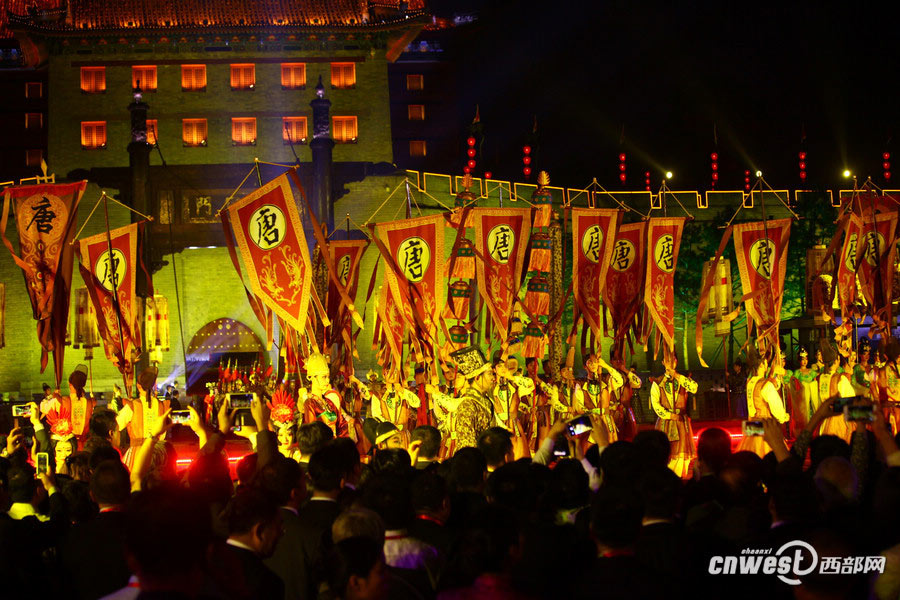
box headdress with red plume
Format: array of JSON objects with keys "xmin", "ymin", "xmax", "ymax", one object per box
[{"xmin": 270, "ymin": 387, "xmax": 297, "ymax": 427}]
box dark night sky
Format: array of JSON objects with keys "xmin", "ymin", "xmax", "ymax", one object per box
[{"xmin": 440, "ymin": 0, "xmax": 900, "ymax": 191}]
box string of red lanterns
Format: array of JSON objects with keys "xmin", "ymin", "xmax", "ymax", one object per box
[
  {"xmin": 618, "ymin": 152, "xmax": 627, "ymax": 184},
  {"xmin": 644, "ymin": 170, "xmax": 651, "ymax": 192},
  {"xmin": 522, "ymin": 144, "xmax": 532, "ymax": 179},
  {"xmin": 710, "ymin": 152, "xmax": 719, "ymax": 189},
  {"xmin": 798, "ymin": 151, "xmax": 807, "ymax": 182},
  {"xmin": 463, "ymin": 136, "xmax": 476, "ymax": 174},
  {"xmin": 884, "ymin": 152, "xmax": 891, "ymax": 182},
  {"xmin": 744, "ymin": 169, "xmax": 751, "ymax": 191}
]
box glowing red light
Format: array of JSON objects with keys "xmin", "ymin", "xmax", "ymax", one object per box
[
  {"xmin": 884, "ymin": 152, "xmax": 891, "ymax": 160},
  {"xmin": 884, "ymin": 162, "xmax": 891, "ymax": 171},
  {"xmin": 799, "ymin": 162, "xmax": 806, "ymax": 170},
  {"xmin": 467, "ymin": 136, "xmax": 476, "ymax": 147},
  {"xmin": 467, "ymin": 159, "xmax": 476, "ymax": 169},
  {"xmin": 886, "ymin": 171, "xmax": 892, "ymax": 180},
  {"xmin": 619, "ymin": 163, "xmax": 626, "ymax": 172},
  {"xmin": 618, "ymin": 153, "xmax": 626, "ymax": 162},
  {"xmin": 712, "ymin": 172, "xmax": 719, "ymax": 181},
  {"xmin": 523, "ymin": 156, "xmax": 532, "ymax": 165},
  {"xmin": 467, "ymin": 148, "xmax": 476, "ymax": 158},
  {"xmin": 619, "ymin": 172, "xmax": 627, "ymax": 182},
  {"xmin": 799, "ymin": 171, "xmax": 807, "ymax": 180},
  {"xmin": 484, "ymin": 171, "xmax": 492, "ymax": 179},
  {"xmin": 710, "ymin": 152, "xmax": 718, "ymax": 161},
  {"xmin": 463, "ymin": 166, "xmax": 471, "ymax": 174},
  {"xmin": 522, "ymin": 145, "xmax": 531, "ymax": 155},
  {"xmin": 523, "ymin": 166, "xmax": 532, "ymax": 176},
  {"xmin": 799, "ymin": 151, "xmax": 807, "ymax": 160},
  {"xmin": 711, "ymin": 163, "xmax": 718, "ymax": 171}
]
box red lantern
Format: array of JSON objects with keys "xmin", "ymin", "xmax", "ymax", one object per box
[
  {"xmin": 523, "ymin": 166, "xmax": 532, "ymax": 177},
  {"xmin": 712, "ymin": 172, "xmax": 719, "ymax": 181},
  {"xmin": 799, "ymin": 151, "xmax": 807, "ymax": 160},
  {"xmin": 799, "ymin": 162, "xmax": 806, "ymax": 170},
  {"xmin": 884, "ymin": 162, "xmax": 891, "ymax": 171},
  {"xmin": 710, "ymin": 152, "xmax": 718, "ymax": 161},
  {"xmin": 523, "ymin": 156, "xmax": 532, "ymax": 165},
  {"xmin": 467, "ymin": 159, "xmax": 476, "ymax": 169},
  {"xmin": 800, "ymin": 171, "xmax": 807, "ymax": 180},
  {"xmin": 618, "ymin": 163, "xmax": 626, "ymax": 172},
  {"xmin": 467, "ymin": 137, "xmax": 476, "ymax": 147},
  {"xmin": 463, "ymin": 166, "xmax": 471, "ymax": 174},
  {"xmin": 618, "ymin": 153, "xmax": 626, "ymax": 162},
  {"xmin": 711, "ymin": 163, "xmax": 718, "ymax": 171},
  {"xmin": 619, "ymin": 172, "xmax": 627, "ymax": 182},
  {"xmin": 886, "ymin": 172, "xmax": 892, "ymax": 180},
  {"xmin": 523, "ymin": 145, "xmax": 532, "ymax": 155},
  {"xmin": 484, "ymin": 171, "xmax": 492, "ymax": 179},
  {"xmin": 884, "ymin": 152, "xmax": 891, "ymax": 161},
  {"xmin": 467, "ymin": 148, "xmax": 476, "ymax": 158}
]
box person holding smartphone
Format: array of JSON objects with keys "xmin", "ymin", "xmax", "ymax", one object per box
[{"xmin": 737, "ymin": 347, "xmax": 790, "ymax": 458}]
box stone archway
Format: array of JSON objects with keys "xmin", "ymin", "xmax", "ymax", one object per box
[{"xmin": 185, "ymin": 318, "xmax": 266, "ymax": 395}]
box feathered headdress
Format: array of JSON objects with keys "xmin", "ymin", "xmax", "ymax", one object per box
[
  {"xmin": 46, "ymin": 402, "xmax": 73, "ymax": 439},
  {"xmin": 270, "ymin": 387, "xmax": 297, "ymax": 426}
]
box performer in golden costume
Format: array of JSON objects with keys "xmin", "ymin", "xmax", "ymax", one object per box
[
  {"xmin": 650, "ymin": 355, "xmax": 698, "ymax": 478},
  {"xmin": 300, "ymin": 353, "xmax": 349, "ymax": 437},
  {"xmin": 739, "ymin": 349, "xmax": 790, "ymax": 457}
]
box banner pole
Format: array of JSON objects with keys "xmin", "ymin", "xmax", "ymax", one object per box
[{"xmin": 102, "ymin": 193, "xmax": 129, "ymax": 391}]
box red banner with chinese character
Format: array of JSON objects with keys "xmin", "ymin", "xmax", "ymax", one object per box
[
  {"xmin": 644, "ymin": 217, "xmax": 686, "ymax": 353},
  {"xmin": 326, "ymin": 239, "xmax": 368, "ymax": 374},
  {"xmin": 602, "ymin": 222, "xmax": 646, "ymax": 357},
  {"xmin": 472, "ymin": 208, "xmax": 531, "ymax": 342},
  {"xmin": 373, "ymin": 214, "xmax": 446, "ymax": 357},
  {"xmin": 856, "ymin": 211, "xmax": 898, "ymax": 327},
  {"xmin": 77, "ymin": 223, "xmax": 141, "ymax": 387},
  {"xmin": 1, "ymin": 181, "xmax": 86, "ymax": 384},
  {"xmin": 732, "ymin": 219, "xmax": 791, "ymax": 349},
  {"xmin": 571, "ymin": 208, "xmax": 622, "ymax": 343},
  {"xmin": 375, "ymin": 283, "xmax": 406, "ymax": 375},
  {"xmin": 226, "ymin": 174, "xmax": 313, "ymax": 333},
  {"xmin": 835, "ymin": 214, "xmax": 863, "ymax": 319}
]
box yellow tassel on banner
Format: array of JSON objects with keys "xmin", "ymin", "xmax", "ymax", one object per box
[
  {"xmin": 524, "ymin": 275, "xmax": 550, "ymax": 317},
  {"xmin": 527, "ymin": 231, "xmax": 552, "ymax": 274},
  {"xmin": 450, "ymin": 239, "xmax": 476, "ymax": 280},
  {"xmin": 446, "ymin": 281, "xmax": 472, "ymax": 321},
  {"xmin": 523, "ymin": 325, "xmax": 547, "ymax": 359}
]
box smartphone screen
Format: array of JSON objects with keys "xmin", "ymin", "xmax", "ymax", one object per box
[
  {"xmin": 741, "ymin": 420, "xmax": 765, "ymax": 436},
  {"xmin": 36, "ymin": 452, "xmax": 49, "ymax": 474},
  {"xmin": 227, "ymin": 393, "xmax": 253, "ymax": 410},
  {"xmin": 567, "ymin": 415, "xmax": 592, "ymax": 436},
  {"xmin": 831, "ymin": 397, "xmax": 851, "ymax": 414},
  {"xmin": 845, "ymin": 404, "xmax": 875, "ymax": 422},
  {"xmin": 170, "ymin": 410, "xmax": 191, "ymax": 425},
  {"xmin": 12, "ymin": 404, "xmax": 31, "ymax": 418}
]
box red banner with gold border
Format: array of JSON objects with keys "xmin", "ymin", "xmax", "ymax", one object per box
[
  {"xmin": 856, "ymin": 212, "xmax": 898, "ymax": 324},
  {"xmin": 375, "ymin": 283, "xmax": 406, "ymax": 374},
  {"xmin": 326, "ymin": 240, "xmax": 368, "ymax": 321},
  {"xmin": 571, "ymin": 208, "xmax": 622, "ymax": 342},
  {"xmin": 226, "ymin": 174, "xmax": 313, "ymax": 333},
  {"xmin": 374, "ymin": 214, "xmax": 446, "ymax": 347},
  {"xmin": 644, "ymin": 217, "xmax": 686, "ymax": 352},
  {"xmin": 472, "ymin": 207, "xmax": 531, "ymax": 342},
  {"xmin": 77, "ymin": 223, "xmax": 141, "ymax": 383},
  {"xmin": 836, "ymin": 214, "xmax": 863, "ymax": 318},
  {"xmin": 603, "ymin": 222, "xmax": 646, "ymax": 352},
  {"xmin": 1, "ymin": 181, "xmax": 86, "ymax": 384},
  {"xmin": 732, "ymin": 219, "xmax": 791, "ymax": 347}
]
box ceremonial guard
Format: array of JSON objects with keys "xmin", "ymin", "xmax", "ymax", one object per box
[
  {"xmin": 574, "ymin": 354, "xmax": 624, "ymax": 442},
  {"xmin": 739, "ymin": 349, "xmax": 790, "ymax": 457},
  {"xmin": 117, "ymin": 367, "xmax": 170, "ymax": 470},
  {"xmin": 650, "ymin": 355, "xmax": 698, "ymax": 478},
  {"xmin": 791, "ymin": 348, "xmax": 819, "ymax": 430},
  {"xmin": 451, "ymin": 346, "xmax": 496, "ymax": 449},
  {"xmin": 426, "ymin": 381, "xmax": 463, "ymax": 458},
  {"xmin": 609, "ymin": 361, "xmax": 641, "ymax": 442},
  {"xmin": 816, "ymin": 346, "xmax": 854, "ymax": 442},
  {"xmin": 492, "ymin": 357, "xmax": 534, "ymax": 458},
  {"xmin": 301, "ymin": 353, "xmax": 349, "ymax": 437}
]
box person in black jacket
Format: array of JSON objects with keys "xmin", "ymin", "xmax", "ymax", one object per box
[
  {"xmin": 62, "ymin": 459, "xmax": 132, "ymax": 600},
  {"xmin": 222, "ymin": 487, "xmax": 285, "ymax": 600}
]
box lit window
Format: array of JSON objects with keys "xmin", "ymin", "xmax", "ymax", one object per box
[
  {"xmin": 25, "ymin": 113, "xmax": 43, "ymax": 129},
  {"xmin": 181, "ymin": 65, "xmax": 207, "ymax": 91},
  {"xmin": 132, "ymin": 65, "xmax": 157, "ymax": 91},
  {"xmin": 231, "ymin": 118, "xmax": 257, "ymax": 145},
  {"xmin": 332, "ymin": 116, "xmax": 358, "ymax": 143},
  {"xmin": 182, "ymin": 119, "xmax": 207, "ymax": 147},
  {"xmin": 80, "ymin": 67, "xmax": 106, "ymax": 93},
  {"xmin": 81, "ymin": 121, "xmax": 107, "ymax": 149},
  {"xmin": 147, "ymin": 119, "xmax": 158, "ymax": 145},
  {"xmin": 25, "ymin": 82, "xmax": 42, "ymax": 98},
  {"xmin": 409, "ymin": 140, "xmax": 427, "ymax": 157},
  {"xmin": 330, "ymin": 62, "xmax": 356, "ymax": 88},
  {"xmin": 406, "ymin": 74, "xmax": 423, "ymax": 90},
  {"xmin": 281, "ymin": 63, "xmax": 307, "ymax": 89},
  {"xmin": 25, "ymin": 149, "xmax": 42, "ymax": 166},
  {"xmin": 231, "ymin": 64, "xmax": 255, "ymax": 90},
  {"xmin": 408, "ymin": 105, "xmax": 425, "ymax": 121},
  {"xmin": 282, "ymin": 117, "xmax": 308, "ymax": 144}
]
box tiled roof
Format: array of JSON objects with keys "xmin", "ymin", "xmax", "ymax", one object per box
[
  {"xmin": 1, "ymin": 1, "xmax": 65, "ymax": 39},
  {"xmin": 6, "ymin": 0, "xmax": 424, "ymax": 35}
]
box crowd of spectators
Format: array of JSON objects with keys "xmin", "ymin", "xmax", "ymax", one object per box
[{"xmin": 3, "ymin": 389, "xmax": 900, "ymax": 599}]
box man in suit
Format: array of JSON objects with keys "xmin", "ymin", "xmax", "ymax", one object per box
[
  {"xmin": 224, "ymin": 488, "xmax": 285, "ymax": 600},
  {"xmin": 62, "ymin": 459, "xmax": 133, "ymax": 600},
  {"xmin": 261, "ymin": 456, "xmax": 308, "ymax": 600}
]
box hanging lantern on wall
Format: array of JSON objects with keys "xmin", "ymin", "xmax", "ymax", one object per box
[
  {"xmin": 72, "ymin": 287, "xmax": 101, "ymax": 350},
  {"xmin": 700, "ymin": 259, "xmax": 733, "ymax": 336}
]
